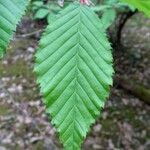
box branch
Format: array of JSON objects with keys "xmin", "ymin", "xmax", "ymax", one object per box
[{"xmin": 16, "ymin": 29, "xmax": 43, "ymax": 38}]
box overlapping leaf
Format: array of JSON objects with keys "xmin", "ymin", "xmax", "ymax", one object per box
[
  {"xmin": 0, "ymin": 0, "xmax": 29, "ymax": 58},
  {"xmin": 35, "ymin": 3, "xmax": 114, "ymax": 150},
  {"xmin": 101, "ymin": 8, "xmax": 116, "ymax": 29},
  {"xmin": 121, "ymin": 0, "xmax": 150, "ymax": 17}
]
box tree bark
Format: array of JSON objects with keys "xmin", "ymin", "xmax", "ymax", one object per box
[{"xmin": 116, "ymin": 76, "xmax": 150, "ymax": 105}]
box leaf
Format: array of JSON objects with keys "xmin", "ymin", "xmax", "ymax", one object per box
[
  {"xmin": 32, "ymin": 1, "xmax": 43, "ymax": 7},
  {"xmin": 121, "ymin": 0, "xmax": 150, "ymax": 17},
  {"xmin": 101, "ymin": 8, "xmax": 116, "ymax": 29},
  {"xmin": 0, "ymin": 0, "xmax": 29, "ymax": 58},
  {"xmin": 34, "ymin": 8, "xmax": 49, "ymax": 19},
  {"xmin": 104, "ymin": 0, "xmax": 118, "ymax": 5},
  {"xmin": 116, "ymin": 2, "xmax": 136, "ymax": 12},
  {"xmin": 91, "ymin": 5, "xmax": 111, "ymax": 12},
  {"xmin": 47, "ymin": 14, "xmax": 57, "ymax": 24},
  {"xmin": 35, "ymin": 3, "xmax": 114, "ymax": 150},
  {"xmin": 31, "ymin": 1, "xmax": 44, "ymax": 11}
]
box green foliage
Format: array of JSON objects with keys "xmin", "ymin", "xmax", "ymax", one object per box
[
  {"xmin": 31, "ymin": 0, "xmax": 63, "ymax": 23},
  {"xmin": 121, "ymin": 0, "xmax": 150, "ymax": 17},
  {"xmin": 2, "ymin": 0, "xmax": 148, "ymax": 149},
  {"xmin": 35, "ymin": 3, "xmax": 113, "ymax": 149},
  {"xmin": 0, "ymin": 0, "xmax": 29, "ymax": 58},
  {"xmin": 92, "ymin": 0, "xmax": 135, "ymax": 12},
  {"xmin": 91, "ymin": 0, "xmax": 136, "ymax": 29},
  {"xmin": 101, "ymin": 8, "xmax": 116, "ymax": 29}
]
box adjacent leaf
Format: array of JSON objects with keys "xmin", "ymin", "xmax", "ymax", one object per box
[
  {"xmin": 91, "ymin": 5, "xmax": 111, "ymax": 12},
  {"xmin": 104, "ymin": 0, "xmax": 118, "ymax": 5},
  {"xmin": 121, "ymin": 0, "xmax": 150, "ymax": 17},
  {"xmin": 35, "ymin": 3, "xmax": 114, "ymax": 150},
  {"xmin": 101, "ymin": 8, "xmax": 116, "ymax": 29},
  {"xmin": 31, "ymin": 1, "xmax": 44, "ymax": 11},
  {"xmin": 32, "ymin": 1, "xmax": 43, "ymax": 7},
  {"xmin": 0, "ymin": 0, "xmax": 29, "ymax": 58},
  {"xmin": 33, "ymin": 8, "xmax": 49, "ymax": 19}
]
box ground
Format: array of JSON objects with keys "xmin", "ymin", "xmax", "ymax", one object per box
[{"xmin": 0, "ymin": 13, "xmax": 150, "ymax": 150}]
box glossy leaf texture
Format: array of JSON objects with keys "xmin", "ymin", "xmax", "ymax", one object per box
[
  {"xmin": 121, "ymin": 0, "xmax": 150, "ymax": 17},
  {"xmin": 0, "ymin": 0, "xmax": 29, "ymax": 58},
  {"xmin": 35, "ymin": 3, "xmax": 114, "ymax": 150}
]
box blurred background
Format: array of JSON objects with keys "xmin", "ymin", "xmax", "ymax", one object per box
[{"xmin": 0, "ymin": 0, "xmax": 150, "ymax": 150}]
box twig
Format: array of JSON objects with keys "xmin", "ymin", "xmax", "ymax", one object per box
[{"xmin": 16, "ymin": 29, "xmax": 43, "ymax": 38}]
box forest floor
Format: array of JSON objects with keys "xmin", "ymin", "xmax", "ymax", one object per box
[{"xmin": 0, "ymin": 13, "xmax": 150, "ymax": 150}]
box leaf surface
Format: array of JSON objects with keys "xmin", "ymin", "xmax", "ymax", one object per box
[
  {"xmin": 101, "ymin": 8, "xmax": 116, "ymax": 29},
  {"xmin": 35, "ymin": 3, "xmax": 113, "ymax": 150},
  {"xmin": 121, "ymin": 0, "xmax": 150, "ymax": 17},
  {"xmin": 0, "ymin": 0, "xmax": 29, "ymax": 58}
]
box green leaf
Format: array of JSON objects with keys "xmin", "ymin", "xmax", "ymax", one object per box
[
  {"xmin": 32, "ymin": 1, "xmax": 43, "ymax": 7},
  {"xmin": 116, "ymin": 2, "xmax": 136, "ymax": 12},
  {"xmin": 91, "ymin": 5, "xmax": 111, "ymax": 12},
  {"xmin": 121, "ymin": 0, "xmax": 150, "ymax": 17},
  {"xmin": 101, "ymin": 8, "xmax": 116, "ymax": 29},
  {"xmin": 33, "ymin": 8, "xmax": 49, "ymax": 19},
  {"xmin": 0, "ymin": 0, "xmax": 29, "ymax": 58},
  {"xmin": 31, "ymin": 1, "xmax": 44, "ymax": 11},
  {"xmin": 47, "ymin": 13, "xmax": 57, "ymax": 24},
  {"xmin": 35, "ymin": 3, "xmax": 114, "ymax": 150}
]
